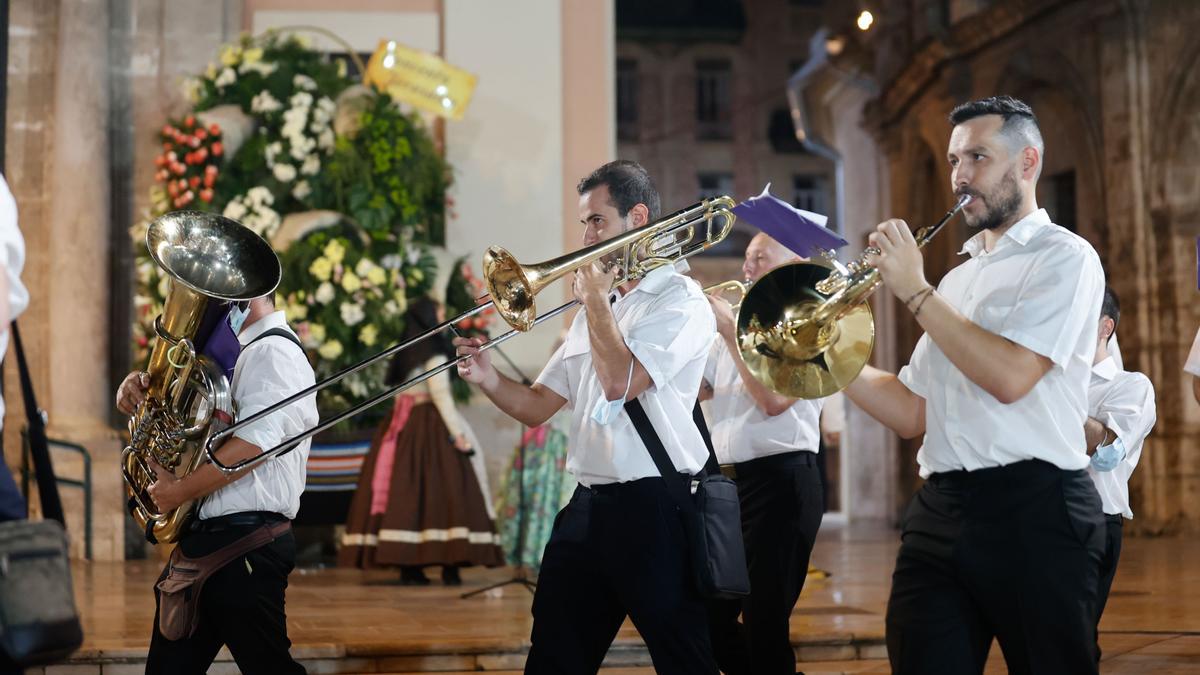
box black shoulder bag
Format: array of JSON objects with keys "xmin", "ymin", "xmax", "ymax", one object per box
[
  {"xmin": 0, "ymin": 323, "xmax": 83, "ymax": 665},
  {"xmin": 624, "ymin": 398, "xmax": 750, "ymax": 600}
]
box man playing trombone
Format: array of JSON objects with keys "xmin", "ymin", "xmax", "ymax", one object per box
[
  {"xmin": 701, "ymin": 231, "xmax": 825, "ymax": 675},
  {"xmin": 454, "ymin": 160, "xmax": 720, "ymax": 674},
  {"xmin": 844, "ymin": 96, "xmax": 1106, "ymax": 673}
]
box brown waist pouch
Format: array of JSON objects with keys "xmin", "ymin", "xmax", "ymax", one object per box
[{"xmin": 156, "ymin": 520, "xmax": 291, "ymax": 641}]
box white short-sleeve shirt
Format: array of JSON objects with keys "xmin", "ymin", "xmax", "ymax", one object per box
[
  {"xmin": 1185, "ymin": 328, "xmax": 1200, "ymax": 378},
  {"xmin": 199, "ymin": 311, "xmax": 319, "ymax": 520},
  {"xmin": 1085, "ymin": 356, "xmax": 1156, "ymax": 518},
  {"xmin": 0, "ymin": 177, "xmax": 29, "ymax": 429},
  {"xmin": 898, "ymin": 208, "xmax": 1105, "ymax": 477},
  {"xmin": 535, "ymin": 264, "xmax": 715, "ymax": 486},
  {"xmin": 703, "ymin": 337, "xmax": 824, "ymax": 464}
]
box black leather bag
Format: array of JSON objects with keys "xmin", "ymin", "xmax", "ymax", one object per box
[
  {"xmin": 624, "ymin": 399, "xmax": 750, "ymax": 600},
  {"xmin": 0, "ymin": 323, "xmax": 83, "ymax": 666}
]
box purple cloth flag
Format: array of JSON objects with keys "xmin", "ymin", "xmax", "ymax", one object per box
[
  {"xmin": 730, "ymin": 184, "xmax": 847, "ymax": 259},
  {"xmin": 194, "ymin": 303, "xmax": 241, "ymax": 380}
]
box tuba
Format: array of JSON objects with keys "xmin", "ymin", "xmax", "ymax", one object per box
[
  {"xmin": 733, "ymin": 194, "xmax": 972, "ymax": 399},
  {"xmin": 122, "ymin": 211, "xmax": 280, "ymax": 544}
]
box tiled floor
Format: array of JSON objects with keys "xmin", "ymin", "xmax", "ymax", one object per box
[{"xmin": 49, "ymin": 522, "xmax": 1200, "ymax": 673}]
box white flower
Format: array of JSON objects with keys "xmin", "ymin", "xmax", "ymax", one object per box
[
  {"xmin": 340, "ymin": 302, "xmax": 365, "ymax": 326},
  {"xmin": 264, "ymin": 141, "xmax": 283, "ymax": 167},
  {"xmin": 300, "ymin": 155, "xmax": 320, "ymax": 175},
  {"xmin": 293, "ymin": 74, "xmax": 317, "ymax": 91},
  {"xmin": 317, "ymin": 128, "xmax": 335, "ymax": 151},
  {"xmin": 355, "ymin": 258, "xmax": 375, "ymax": 277},
  {"xmin": 292, "ymin": 180, "xmax": 312, "ymax": 200},
  {"xmin": 246, "ymin": 186, "xmax": 274, "ymax": 207},
  {"xmin": 381, "ymin": 254, "xmax": 403, "ymax": 270},
  {"xmin": 181, "ymin": 77, "xmax": 203, "ymax": 104},
  {"xmin": 281, "ymin": 108, "xmax": 308, "ymax": 139},
  {"xmin": 314, "ymin": 281, "xmax": 335, "ymax": 304},
  {"xmin": 317, "ymin": 97, "xmax": 336, "ymax": 115},
  {"xmin": 289, "ymin": 91, "xmax": 314, "ymax": 110},
  {"xmin": 239, "ymin": 60, "xmax": 278, "ymax": 77},
  {"xmin": 272, "ymin": 163, "xmax": 297, "ymax": 182},
  {"xmin": 289, "ymin": 135, "xmax": 316, "ymax": 161},
  {"xmin": 214, "ymin": 67, "xmax": 237, "ymax": 88},
  {"xmin": 251, "ymin": 91, "xmax": 282, "ymax": 114},
  {"xmin": 223, "ymin": 200, "xmax": 248, "ymax": 221}
]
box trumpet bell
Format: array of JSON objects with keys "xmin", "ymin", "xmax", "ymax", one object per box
[
  {"xmin": 735, "ymin": 262, "xmax": 874, "ymax": 399},
  {"xmin": 147, "ymin": 210, "xmax": 282, "ymax": 301}
]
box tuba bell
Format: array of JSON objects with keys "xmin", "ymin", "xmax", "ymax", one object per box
[{"xmin": 122, "ymin": 211, "xmax": 281, "ymax": 544}]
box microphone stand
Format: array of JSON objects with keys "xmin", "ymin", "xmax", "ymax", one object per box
[{"xmin": 461, "ymin": 340, "xmax": 538, "ymax": 598}]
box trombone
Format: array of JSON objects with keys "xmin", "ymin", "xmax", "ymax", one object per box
[{"xmin": 204, "ymin": 196, "xmax": 738, "ymax": 474}]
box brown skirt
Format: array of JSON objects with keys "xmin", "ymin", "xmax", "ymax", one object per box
[{"xmin": 338, "ymin": 402, "xmax": 504, "ymax": 569}]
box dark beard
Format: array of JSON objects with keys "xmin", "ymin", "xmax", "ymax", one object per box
[{"xmin": 966, "ymin": 171, "xmax": 1022, "ymax": 231}]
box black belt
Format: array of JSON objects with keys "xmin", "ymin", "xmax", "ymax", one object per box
[
  {"xmin": 585, "ymin": 475, "xmax": 689, "ymax": 496},
  {"xmin": 190, "ymin": 511, "xmax": 288, "ymax": 534},
  {"xmin": 723, "ymin": 450, "xmax": 817, "ymax": 480},
  {"xmin": 1105, "ymin": 513, "xmax": 1125, "ymax": 526}
]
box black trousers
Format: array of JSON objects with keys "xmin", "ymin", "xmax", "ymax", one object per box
[
  {"xmin": 526, "ymin": 477, "xmax": 717, "ymax": 675},
  {"xmin": 146, "ymin": 518, "xmax": 306, "ymax": 675},
  {"xmin": 1094, "ymin": 513, "xmax": 1124, "ymax": 660},
  {"xmin": 708, "ymin": 451, "xmax": 824, "ymax": 675},
  {"xmin": 886, "ymin": 459, "xmax": 1105, "ymax": 675}
]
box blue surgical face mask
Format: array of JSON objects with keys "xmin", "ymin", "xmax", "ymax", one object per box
[
  {"xmin": 227, "ymin": 302, "xmax": 250, "ymax": 334},
  {"xmin": 590, "ymin": 359, "xmax": 636, "ymax": 426}
]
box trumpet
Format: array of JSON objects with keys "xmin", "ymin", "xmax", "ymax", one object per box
[
  {"xmin": 703, "ymin": 279, "xmax": 749, "ymax": 309},
  {"xmin": 734, "ymin": 194, "xmax": 972, "ymax": 399},
  {"xmin": 203, "ymin": 196, "xmax": 738, "ymax": 474}
]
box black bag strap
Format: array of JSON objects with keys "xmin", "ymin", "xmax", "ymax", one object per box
[
  {"xmin": 11, "ymin": 322, "xmax": 66, "ymax": 527},
  {"xmin": 248, "ymin": 327, "xmax": 304, "ymax": 352},
  {"xmin": 624, "ymin": 398, "xmax": 720, "ymax": 508},
  {"xmin": 244, "ymin": 327, "xmax": 305, "ymax": 458}
]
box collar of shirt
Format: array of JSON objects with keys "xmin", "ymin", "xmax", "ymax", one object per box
[
  {"xmin": 959, "ymin": 208, "xmax": 1052, "ymax": 258},
  {"xmin": 1092, "ymin": 355, "xmax": 1119, "ymax": 382},
  {"xmin": 237, "ymin": 310, "xmax": 289, "ymax": 347},
  {"xmin": 611, "ymin": 262, "xmax": 684, "ymax": 304}
]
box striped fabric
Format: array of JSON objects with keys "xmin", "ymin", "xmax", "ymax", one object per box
[{"xmin": 304, "ymin": 438, "xmax": 371, "ymax": 492}]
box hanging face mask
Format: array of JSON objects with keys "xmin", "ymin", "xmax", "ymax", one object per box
[
  {"xmin": 590, "ymin": 359, "xmax": 636, "ymax": 426},
  {"xmin": 227, "ymin": 302, "xmax": 250, "ymax": 334}
]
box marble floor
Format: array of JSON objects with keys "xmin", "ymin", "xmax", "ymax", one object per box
[{"xmin": 44, "ymin": 522, "xmax": 1200, "ymax": 673}]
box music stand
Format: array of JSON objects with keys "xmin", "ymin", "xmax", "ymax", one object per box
[{"xmin": 461, "ymin": 342, "xmax": 537, "ymax": 598}]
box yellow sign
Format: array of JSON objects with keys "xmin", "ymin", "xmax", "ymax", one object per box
[{"xmin": 364, "ymin": 40, "xmax": 477, "ymax": 120}]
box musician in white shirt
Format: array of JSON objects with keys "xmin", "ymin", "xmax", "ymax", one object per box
[
  {"xmin": 455, "ymin": 161, "xmax": 719, "ymax": 674},
  {"xmin": 1186, "ymin": 326, "xmax": 1200, "ymax": 405},
  {"xmin": 1084, "ymin": 287, "xmax": 1156, "ymax": 654},
  {"xmin": 117, "ymin": 295, "xmax": 316, "ymax": 674},
  {"xmin": 701, "ymin": 232, "xmax": 825, "ymax": 675},
  {"xmin": 844, "ymin": 96, "xmax": 1107, "ymax": 674}
]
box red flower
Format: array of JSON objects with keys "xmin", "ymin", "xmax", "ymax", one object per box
[
  {"xmin": 166, "ymin": 151, "xmax": 178, "ymax": 162},
  {"xmin": 211, "ymin": 142, "xmax": 224, "ymax": 157},
  {"xmin": 199, "ymin": 189, "xmax": 214, "ymax": 203},
  {"xmin": 167, "ymin": 183, "xmax": 179, "ymax": 198},
  {"xmin": 203, "ymin": 173, "xmax": 216, "ymax": 188},
  {"xmin": 208, "ymin": 123, "xmax": 220, "ymax": 136},
  {"xmin": 194, "ymin": 147, "xmax": 208, "ymax": 162},
  {"xmin": 161, "ymin": 124, "xmax": 173, "ymax": 136},
  {"xmin": 205, "ymin": 164, "xmax": 218, "ymax": 176},
  {"xmin": 188, "ymin": 136, "xmax": 201, "ymax": 149},
  {"xmin": 154, "ymin": 155, "xmax": 166, "ymax": 168},
  {"xmin": 188, "ymin": 176, "xmax": 201, "ymax": 189},
  {"xmin": 184, "ymin": 115, "xmax": 195, "ymax": 128},
  {"xmin": 195, "ymin": 128, "xmax": 208, "ymax": 141},
  {"xmin": 155, "ymin": 169, "xmax": 168, "ymax": 182},
  {"xmin": 172, "ymin": 162, "xmax": 186, "ymax": 176}
]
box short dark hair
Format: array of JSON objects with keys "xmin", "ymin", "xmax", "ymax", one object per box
[
  {"xmin": 576, "ymin": 160, "xmax": 661, "ymax": 222},
  {"xmin": 1101, "ymin": 286, "xmax": 1120, "ymax": 330},
  {"xmin": 948, "ymin": 96, "xmax": 1044, "ymax": 169}
]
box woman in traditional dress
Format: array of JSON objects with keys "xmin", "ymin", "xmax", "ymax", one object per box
[{"xmin": 339, "ymin": 296, "xmax": 502, "ymax": 584}]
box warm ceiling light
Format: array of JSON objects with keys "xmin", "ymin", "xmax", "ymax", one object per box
[{"xmin": 856, "ymin": 10, "xmax": 874, "ymax": 31}]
